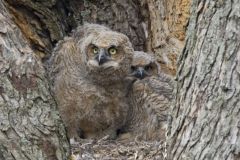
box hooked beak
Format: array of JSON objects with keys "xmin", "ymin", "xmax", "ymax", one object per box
[{"xmin": 95, "ymin": 49, "xmax": 109, "ymax": 65}]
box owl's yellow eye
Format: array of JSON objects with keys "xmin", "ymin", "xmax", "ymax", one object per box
[
  {"xmin": 92, "ymin": 47, "xmax": 99, "ymax": 54},
  {"xmin": 108, "ymin": 48, "xmax": 117, "ymax": 55}
]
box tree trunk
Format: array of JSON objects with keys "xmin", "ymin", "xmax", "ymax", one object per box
[
  {"xmin": 168, "ymin": 0, "xmax": 240, "ymax": 159},
  {"xmin": 0, "ymin": 1, "xmax": 69, "ymax": 159}
]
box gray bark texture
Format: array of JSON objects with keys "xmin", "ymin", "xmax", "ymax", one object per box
[
  {"xmin": 168, "ymin": 0, "xmax": 240, "ymax": 160},
  {"xmin": 0, "ymin": 1, "xmax": 69, "ymax": 160}
]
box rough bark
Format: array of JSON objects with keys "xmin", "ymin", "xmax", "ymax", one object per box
[
  {"xmin": 168, "ymin": 0, "xmax": 240, "ymax": 159},
  {"xmin": 4, "ymin": 0, "xmax": 76, "ymax": 59},
  {"xmin": 139, "ymin": 0, "xmax": 190, "ymax": 75},
  {"xmin": 0, "ymin": 1, "xmax": 69, "ymax": 160}
]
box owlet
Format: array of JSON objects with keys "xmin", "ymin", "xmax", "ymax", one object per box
[
  {"xmin": 49, "ymin": 24, "xmax": 134, "ymax": 140},
  {"xmin": 124, "ymin": 51, "xmax": 175, "ymax": 141}
]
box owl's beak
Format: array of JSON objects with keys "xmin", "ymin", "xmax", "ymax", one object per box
[
  {"xmin": 133, "ymin": 67, "xmax": 147, "ymax": 79},
  {"xmin": 96, "ymin": 49, "xmax": 109, "ymax": 65}
]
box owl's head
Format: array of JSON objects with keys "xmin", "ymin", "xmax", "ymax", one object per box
[
  {"xmin": 76, "ymin": 24, "xmax": 134, "ymax": 84},
  {"xmin": 130, "ymin": 51, "xmax": 160, "ymax": 80}
]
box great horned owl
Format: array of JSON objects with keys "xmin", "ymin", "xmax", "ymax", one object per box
[
  {"xmin": 123, "ymin": 51, "xmax": 174, "ymax": 141},
  {"xmin": 49, "ymin": 24, "xmax": 134, "ymax": 140}
]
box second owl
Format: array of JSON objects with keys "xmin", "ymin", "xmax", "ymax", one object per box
[{"xmin": 123, "ymin": 51, "xmax": 175, "ymax": 141}]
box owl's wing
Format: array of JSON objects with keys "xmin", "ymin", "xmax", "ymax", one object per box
[{"xmin": 143, "ymin": 73, "xmax": 175, "ymax": 122}]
